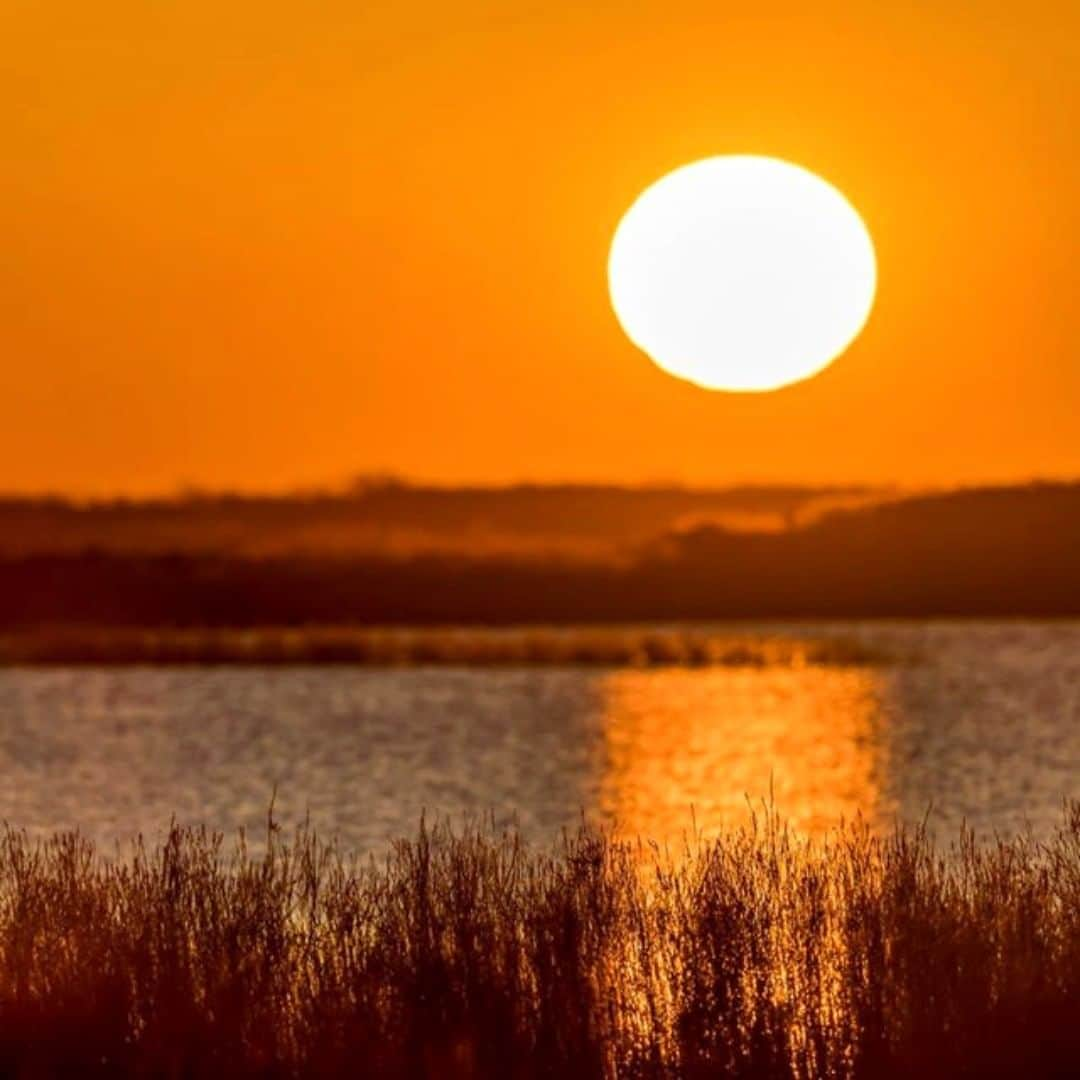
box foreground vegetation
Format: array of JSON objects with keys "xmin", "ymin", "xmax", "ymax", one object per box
[{"xmin": 1, "ymin": 809, "xmax": 1078, "ymax": 1078}]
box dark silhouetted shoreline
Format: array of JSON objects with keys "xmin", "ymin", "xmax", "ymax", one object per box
[{"xmin": 1, "ymin": 484, "xmax": 1079, "ymax": 637}]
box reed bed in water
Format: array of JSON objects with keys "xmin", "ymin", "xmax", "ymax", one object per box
[
  {"xmin": 0, "ymin": 625, "xmax": 894, "ymax": 667},
  {"xmin": 2, "ymin": 809, "xmax": 1078, "ymax": 1077}
]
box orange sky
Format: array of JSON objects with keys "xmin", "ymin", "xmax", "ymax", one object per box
[{"xmin": 1, "ymin": 1, "xmax": 1077, "ymax": 495}]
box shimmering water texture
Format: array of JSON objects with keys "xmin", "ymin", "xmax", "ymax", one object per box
[{"xmin": 0, "ymin": 623, "xmax": 1077, "ymax": 852}]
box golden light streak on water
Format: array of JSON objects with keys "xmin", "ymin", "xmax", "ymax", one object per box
[{"xmin": 597, "ymin": 666, "xmax": 892, "ymax": 845}]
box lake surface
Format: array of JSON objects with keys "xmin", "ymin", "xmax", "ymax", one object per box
[{"xmin": 1, "ymin": 622, "xmax": 1078, "ymax": 854}]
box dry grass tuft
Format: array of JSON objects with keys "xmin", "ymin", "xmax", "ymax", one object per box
[{"xmin": 0, "ymin": 806, "xmax": 1077, "ymax": 1077}]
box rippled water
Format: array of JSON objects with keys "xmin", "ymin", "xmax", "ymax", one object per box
[{"xmin": 0, "ymin": 622, "xmax": 1078, "ymax": 853}]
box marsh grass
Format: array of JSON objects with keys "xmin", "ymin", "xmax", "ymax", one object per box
[
  {"xmin": 0, "ymin": 807, "xmax": 1077, "ymax": 1078},
  {"xmin": 0, "ymin": 625, "xmax": 895, "ymax": 668}
]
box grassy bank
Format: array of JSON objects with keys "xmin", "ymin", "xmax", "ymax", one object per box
[
  {"xmin": 1, "ymin": 809, "xmax": 1077, "ymax": 1078},
  {"xmin": 0, "ymin": 625, "xmax": 893, "ymax": 667}
]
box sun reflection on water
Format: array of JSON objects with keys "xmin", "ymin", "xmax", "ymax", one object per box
[{"xmin": 597, "ymin": 665, "xmax": 891, "ymax": 844}]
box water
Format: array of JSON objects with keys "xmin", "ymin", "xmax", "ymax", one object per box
[{"xmin": 0, "ymin": 622, "xmax": 1078, "ymax": 854}]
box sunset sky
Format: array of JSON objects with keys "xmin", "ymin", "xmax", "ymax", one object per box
[{"xmin": 2, "ymin": 1, "xmax": 1076, "ymax": 495}]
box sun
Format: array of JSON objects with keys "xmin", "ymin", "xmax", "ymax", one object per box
[{"xmin": 608, "ymin": 155, "xmax": 877, "ymax": 392}]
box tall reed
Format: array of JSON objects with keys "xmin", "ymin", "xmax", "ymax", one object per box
[{"xmin": 0, "ymin": 806, "xmax": 1076, "ymax": 1077}]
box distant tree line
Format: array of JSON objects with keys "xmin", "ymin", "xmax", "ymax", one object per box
[{"xmin": 2, "ymin": 484, "xmax": 1080, "ymax": 623}]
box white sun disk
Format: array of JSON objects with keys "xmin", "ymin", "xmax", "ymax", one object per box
[{"xmin": 608, "ymin": 156, "xmax": 877, "ymax": 392}]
